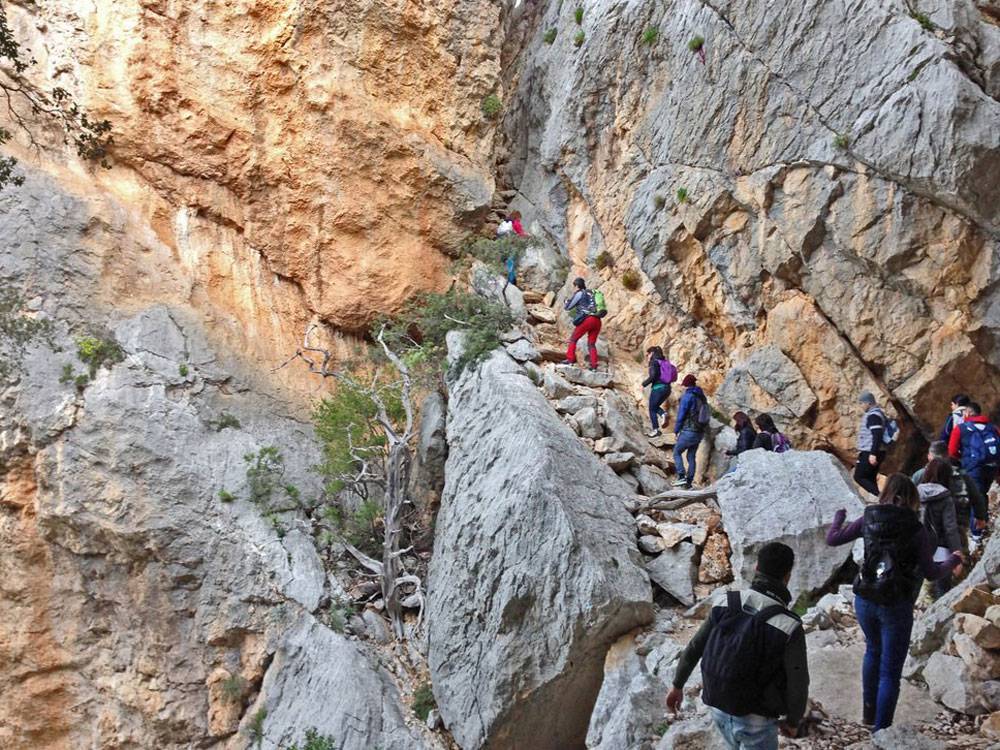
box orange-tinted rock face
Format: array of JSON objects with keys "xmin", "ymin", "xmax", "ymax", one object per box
[{"xmin": 10, "ymin": 0, "xmax": 502, "ymax": 333}]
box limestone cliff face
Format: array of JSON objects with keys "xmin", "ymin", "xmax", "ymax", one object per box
[
  {"xmin": 7, "ymin": 0, "xmax": 502, "ymax": 335},
  {"xmin": 501, "ymin": 0, "xmax": 1000, "ymax": 461},
  {"xmin": 1, "ymin": 0, "xmax": 1000, "ymax": 747}
]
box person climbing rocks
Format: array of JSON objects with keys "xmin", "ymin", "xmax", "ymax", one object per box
[
  {"xmin": 948, "ymin": 401, "xmax": 1000, "ymax": 511},
  {"xmin": 826, "ymin": 474, "xmax": 963, "ymax": 732},
  {"xmin": 642, "ymin": 346, "xmax": 676, "ymax": 437},
  {"xmin": 751, "ymin": 413, "xmax": 790, "ymax": 453},
  {"xmin": 916, "ymin": 459, "xmax": 963, "ymax": 599},
  {"xmin": 562, "ymin": 277, "xmax": 602, "ymax": 371},
  {"xmin": 939, "ymin": 393, "xmax": 970, "ymax": 443},
  {"xmin": 509, "ymin": 210, "xmax": 527, "ymax": 237},
  {"xmin": 672, "ymin": 375, "xmax": 708, "ymax": 489},
  {"xmin": 726, "ymin": 411, "xmax": 757, "ymax": 457},
  {"xmin": 912, "ymin": 441, "xmax": 987, "ymax": 551},
  {"xmin": 853, "ymin": 392, "xmax": 888, "ymax": 496},
  {"xmin": 666, "ymin": 542, "xmax": 808, "ymax": 748}
]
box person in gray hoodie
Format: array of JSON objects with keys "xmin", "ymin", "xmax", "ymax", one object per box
[{"xmin": 917, "ymin": 458, "xmax": 963, "ymax": 598}]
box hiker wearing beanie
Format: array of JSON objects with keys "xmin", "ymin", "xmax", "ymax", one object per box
[
  {"xmin": 562, "ymin": 277, "xmax": 602, "ymax": 371},
  {"xmin": 827, "ymin": 474, "xmax": 963, "ymax": 731},
  {"xmin": 673, "ymin": 374, "xmax": 708, "ymax": 489},
  {"xmin": 913, "ymin": 441, "xmax": 988, "ymax": 546},
  {"xmin": 854, "ymin": 392, "xmax": 888, "ymax": 496},
  {"xmin": 667, "ymin": 542, "xmax": 809, "ymax": 748}
]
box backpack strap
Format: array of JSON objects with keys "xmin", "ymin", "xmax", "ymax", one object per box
[
  {"xmin": 754, "ymin": 604, "xmax": 792, "ymax": 623},
  {"xmin": 726, "ymin": 590, "xmax": 742, "ymax": 614}
]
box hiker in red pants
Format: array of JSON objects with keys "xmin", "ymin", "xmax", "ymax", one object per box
[{"xmin": 562, "ymin": 277, "xmax": 602, "ymax": 370}]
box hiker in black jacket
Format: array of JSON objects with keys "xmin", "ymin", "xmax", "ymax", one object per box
[
  {"xmin": 667, "ymin": 543, "xmax": 808, "ymax": 748},
  {"xmin": 725, "ymin": 411, "xmax": 757, "ymax": 456}
]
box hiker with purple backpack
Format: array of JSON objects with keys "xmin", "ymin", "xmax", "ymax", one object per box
[
  {"xmin": 642, "ymin": 346, "xmax": 678, "ymax": 438},
  {"xmin": 753, "ymin": 413, "xmax": 792, "ymax": 453}
]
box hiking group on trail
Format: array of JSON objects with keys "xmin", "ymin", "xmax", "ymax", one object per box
[{"xmin": 493, "ymin": 235, "xmax": 998, "ymax": 748}]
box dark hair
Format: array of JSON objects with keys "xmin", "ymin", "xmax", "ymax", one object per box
[
  {"xmin": 733, "ymin": 411, "xmax": 751, "ymax": 429},
  {"xmin": 573, "ymin": 277, "xmax": 586, "ymax": 290},
  {"xmin": 969, "ymin": 402, "xmax": 982, "ymax": 416},
  {"xmin": 878, "ymin": 473, "xmax": 919, "ymax": 511},
  {"xmin": 756, "ymin": 542, "xmax": 795, "ymax": 580},
  {"xmin": 510, "ymin": 210, "xmax": 522, "ymax": 220},
  {"xmin": 922, "ymin": 458, "xmax": 953, "ymax": 487},
  {"xmin": 928, "ymin": 440, "xmax": 948, "ymax": 459},
  {"xmin": 755, "ymin": 413, "xmax": 778, "ymax": 433},
  {"xmin": 952, "ymin": 394, "xmax": 970, "ymax": 406},
  {"xmin": 647, "ymin": 346, "xmax": 664, "ymax": 361}
]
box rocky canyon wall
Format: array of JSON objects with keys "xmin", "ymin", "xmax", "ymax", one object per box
[{"xmin": 500, "ymin": 0, "xmax": 1000, "ymax": 462}]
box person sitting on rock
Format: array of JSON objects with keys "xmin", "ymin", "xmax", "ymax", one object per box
[
  {"xmin": 666, "ymin": 542, "xmax": 808, "ymax": 748},
  {"xmin": 725, "ymin": 411, "xmax": 757, "ymax": 457},
  {"xmin": 509, "ymin": 210, "xmax": 528, "ymax": 237},
  {"xmin": 853, "ymin": 392, "xmax": 888, "ymax": 496},
  {"xmin": 561, "ymin": 277, "xmax": 601, "ymax": 371},
  {"xmin": 912, "ymin": 441, "xmax": 987, "ymax": 552},
  {"xmin": 916, "ymin": 459, "xmax": 963, "ymax": 599},
  {"xmin": 752, "ymin": 413, "xmax": 790, "ymax": 453},
  {"xmin": 642, "ymin": 345, "xmax": 675, "ymax": 437},
  {"xmin": 948, "ymin": 401, "xmax": 1000, "ymax": 540},
  {"xmin": 672, "ymin": 374, "xmax": 708, "ymax": 489},
  {"xmin": 826, "ymin": 474, "xmax": 963, "ymax": 731},
  {"xmin": 938, "ymin": 393, "xmax": 970, "ymax": 443}
]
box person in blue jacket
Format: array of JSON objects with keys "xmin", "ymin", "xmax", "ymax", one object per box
[{"xmin": 672, "ymin": 374, "xmax": 707, "ymax": 489}]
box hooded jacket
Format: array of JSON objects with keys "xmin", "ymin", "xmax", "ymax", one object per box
[
  {"xmin": 675, "ymin": 386, "xmax": 706, "ymax": 434},
  {"xmin": 917, "ymin": 483, "xmax": 962, "ymax": 552}
]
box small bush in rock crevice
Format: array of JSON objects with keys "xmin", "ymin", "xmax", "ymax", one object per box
[
  {"xmin": 76, "ymin": 334, "xmax": 124, "ymax": 377},
  {"xmin": 412, "ymin": 682, "xmax": 436, "ymax": 721},
  {"xmin": 481, "ymin": 94, "xmax": 502, "ymax": 119},
  {"xmin": 910, "ymin": 10, "xmax": 934, "ymax": 30},
  {"xmin": 595, "ymin": 251, "xmax": 614, "ymax": 270},
  {"xmin": 654, "ymin": 194, "xmax": 666, "ymax": 209},
  {"xmin": 642, "ymin": 27, "xmax": 659, "ymax": 45},
  {"xmin": 543, "ymin": 28, "xmax": 557, "ymax": 44},
  {"xmin": 621, "ymin": 270, "xmax": 641, "ymax": 290},
  {"xmin": 574, "ymin": 6, "xmax": 583, "ymax": 24},
  {"xmin": 675, "ymin": 187, "xmax": 689, "ymax": 204},
  {"xmin": 574, "ymin": 30, "xmax": 585, "ymax": 47},
  {"xmin": 833, "ymin": 133, "xmax": 850, "ymax": 150}
]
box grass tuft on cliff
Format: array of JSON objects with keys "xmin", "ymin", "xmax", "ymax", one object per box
[
  {"xmin": 642, "ymin": 27, "xmax": 659, "ymax": 45},
  {"xmin": 543, "ymin": 28, "xmax": 557, "ymax": 44},
  {"xmin": 481, "ymin": 94, "xmax": 502, "ymax": 119}
]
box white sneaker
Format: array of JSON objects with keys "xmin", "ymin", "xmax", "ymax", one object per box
[
  {"xmin": 647, "ymin": 430, "xmax": 662, "ymax": 438},
  {"xmin": 672, "ymin": 478, "xmax": 688, "ymax": 487}
]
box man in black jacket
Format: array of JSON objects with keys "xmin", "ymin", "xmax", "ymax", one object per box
[{"xmin": 667, "ymin": 543, "xmax": 809, "ymax": 749}]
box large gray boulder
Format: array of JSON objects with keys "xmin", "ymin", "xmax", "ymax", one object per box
[
  {"xmin": 586, "ymin": 632, "xmax": 681, "ymax": 750},
  {"xmin": 247, "ymin": 617, "xmax": 425, "ymax": 749},
  {"xmin": 716, "ymin": 450, "xmax": 865, "ymax": 599},
  {"xmin": 427, "ymin": 348, "xmax": 654, "ymax": 750}
]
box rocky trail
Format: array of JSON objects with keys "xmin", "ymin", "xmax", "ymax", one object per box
[{"xmin": 454, "ymin": 269, "xmax": 1000, "ymax": 749}]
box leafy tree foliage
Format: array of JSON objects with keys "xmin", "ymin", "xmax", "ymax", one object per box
[{"xmin": 0, "ymin": 2, "xmax": 114, "ymax": 190}]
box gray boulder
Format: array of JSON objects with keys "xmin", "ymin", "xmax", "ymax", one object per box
[
  {"xmin": 427, "ymin": 349, "xmax": 654, "ymax": 750},
  {"xmin": 416, "ymin": 390, "xmax": 448, "ymax": 497},
  {"xmin": 602, "ymin": 392, "xmax": 648, "ymax": 456},
  {"xmin": 586, "ymin": 632, "xmax": 681, "ymax": 750},
  {"xmin": 646, "ymin": 542, "xmax": 698, "ymax": 606},
  {"xmin": 542, "ymin": 366, "xmax": 575, "ymax": 399},
  {"xmin": 923, "ymin": 652, "xmax": 1000, "ymax": 715},
  {"xmin": 518, "ymin": 239, "xmax": 567, "ymax": 293},
  {"xmin": 247, "ymin": 617, "xmax": 425, "ymax": 750},
  {"xmin": 554, "ymin": 395, "xmax": 600, "ymax": 414},
  {"xmin": 505, "ymin": 338, "xmax": 540, "ymax": 363},
  {"xmin": 716, "ymin": 450, "xmax": 865, "ymax": 598},
  {"xmin": 557, "ymin": 364, "xmax": 614, "ymax": 388},
  {"xmin": 634, "ymin": 464, "xmax": 672, "ymax": 496},
  {"xmin": 575, "ymin": 406, "xmax": 604, "ymax": 439}
]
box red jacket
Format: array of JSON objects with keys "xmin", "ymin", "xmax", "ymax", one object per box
[
  {"xmin": 949, "ymin": 415, "xmax": 1000, "ymax": 460},
  {"xmin": 512, "ymin": 218, "xmax": 526, "ymax": 236}
]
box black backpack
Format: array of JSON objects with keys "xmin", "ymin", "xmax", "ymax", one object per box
[
  {"xmin": 700, "ymin": 591, "xmax": 797, "ymax": 717},
  {"xmin": 854, "ymin": 505, "xmax": 922, "ymax": 605}
]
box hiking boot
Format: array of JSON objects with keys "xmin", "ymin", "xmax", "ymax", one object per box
[
  {"xmin": 559, "ymin": 359, "xmax": 576, "ymax": 366},
  {"xmin": 647, "ymin": 430, "xmax": 662, "ymax": 438},
  {"xmin": 672, "ymin": 478, "xmax": 688, "ymax": 487},
  {"xmin": 589, "ymin": 364, "xmax": 599, "ymax": 371}
]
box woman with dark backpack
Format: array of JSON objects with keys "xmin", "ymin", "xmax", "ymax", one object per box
[
  {"xmin": 826, "ymin": 475, "xmax": 963, "ymax": 731},
  {"xmin": 917, "ymin": 458, "xmax": 963, "ymax": 599},
  {"xmin": 642, "ymin": 346, "xmax": 676, "ymax": 437},
  {"xmin": 726, "ymin": 411, "xmax": 757, "ymax": 456}
]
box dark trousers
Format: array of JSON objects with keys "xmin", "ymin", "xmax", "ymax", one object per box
[
  {"xmin": 854, "ymin": 451, "xmax": 884, "ymax": 496},
  {"xmin": 648, "ymin": 385, "xmax": 670, "ymax": 431},
  {"xmin": 855, "ymin": 595, "xmax": 914, "ymax": 731},
  {"xmin": 966, "ymin": 467, "xmax": 994, "ymax": 536}
]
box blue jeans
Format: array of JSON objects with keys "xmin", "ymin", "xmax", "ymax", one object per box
[
  {"xmin": 649, "ymin": 385, "xmax": 670, "ymax": 430},
  {"xmin": 854, "ymin": 595, "xmax": 914, "ymax": 731},
  {"xmin": 673, "ymin": 429, "xmax": 702, "ymax": 484},
  {"xmin": 966, "ymin": 467, "xmax": 994, "ymax": 536},
  {"xmin": 709, "ymin": 708, "xmax": 778, "ymax": 750}
]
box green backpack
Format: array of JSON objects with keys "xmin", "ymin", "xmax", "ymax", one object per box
[{"xmin": 593, "ymin": 289, "xmax": 608, "ymax": 318}]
